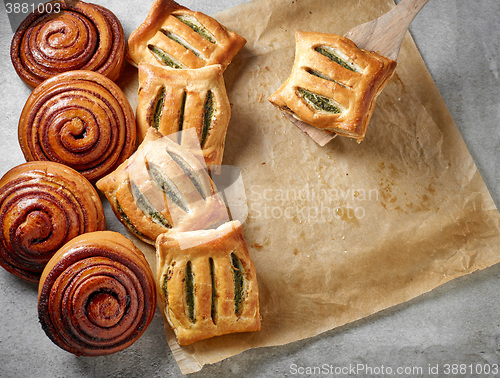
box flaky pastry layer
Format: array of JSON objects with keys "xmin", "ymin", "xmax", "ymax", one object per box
[
  {"xmin": 137, "ymin": 63, "xmax": 231, "ymax": 166},
  {"xmin": 156, "ymin": 220, "xmax": 260, "ymax": 345},
  {"xmin": 96, "ymin": 128, "xmax": 228, "ymax": 245},
  {"xmin": 269, "ymin": 32, "xmax": 397, "ymax": 141},
  {"xmin": 127, "ymin": 0, "xmax": 246, "ymax": 71}
]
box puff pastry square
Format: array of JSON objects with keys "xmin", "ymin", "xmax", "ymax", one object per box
[
  {"xmin": 269, "ymin": 32, "xmax": 397, "ymax": 141},
  {"xmin": 137, "ymin": 63, "xmax": 231, "ymax": 166},
  {"xmin": 96, "ymin": 127, "xmax": 228, "ymax": 245},
  {"xmin": 156, "ymin": 220, "xmax": 260, "ymax": 345},
  {"xmin": 127, "ymin": 0, "xmax": 246, "ymax": 71}
]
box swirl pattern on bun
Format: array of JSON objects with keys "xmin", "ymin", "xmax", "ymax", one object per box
[
  {"xmin": 18, "ymin": 70, "xmax": 136, "ymax": 183},
  {"xmin": 0, "ymin": 161, "xmax": 105, "ymax": 282},
  {"xmin": 38, "ymin": 231, "xmax": 156, "ymax": 356},
  {"xmin": 11, "ymin": 0, "xmax": 126, "ymax": 87}
]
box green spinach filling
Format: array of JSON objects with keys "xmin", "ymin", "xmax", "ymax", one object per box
[
  {"xmin": 200, "ymin": 90, "xmax": 215, "ymax": 147},
  {"xmin": 209, "ymin": 258, "xmax": 217, "ymax": 323},
  {"xmin": 148, "ymin": 44, "xmax": 185, "ymax": 69},
  {"xmin": 305, "ymin": 68, "xmax": 349, "ymax": 88},
  {"xmin": 185, "ymin": 261, "xmax": 196, "ymax": 323},
  {"xmin": 315, "ymin": 46, "xmax": 358, "ymax": 72},
  {"xmin": 297, "ymin": 88, "xmax": 342, "ymax": 114},
  {"xmin": 231, "ymin": 253, "xmax": 245, "ymax": 315},
  {"xmin": 167, "ymin": 151, "xmax": 208, "ymax": 199},
  {"xmin": 148, "ymin": 163, "xmax": 189, "ymax": 213},
  {"xmin": 160, "ymin": 29, "xmax": 203, "ymax": 58},
  {"xmin": 175, "ymin": 15, "xmax": 216, "ymax": 43},
  {"xmin": 162, "ymin": 273, "xmax": 169, "ymax": 303},
  {"xmin": 178, "ymin": 91, "xmax": 186, "ymax": 133},
  {"xmin": 115, "ymin": 200, "xmax": 149, "ymax": 240},
  {"xmin": 130, "ymin": 181, "xmax": 172, "ymax": 228},
  {"xmin": 152, "ymin": 87, "xmax": 165, "ymax": 129}
]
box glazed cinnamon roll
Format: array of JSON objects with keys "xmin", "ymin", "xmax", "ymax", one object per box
[
  {"xmin": 11, "ymin": 0, "xmax": 126, "ymax": 87},
  {"xmin": 38, "ymin": 231, "xmax": 156, "ymax": 356},
  {"xmin": 0, "ymin": 161, "xmax": 104, "ymax": 282},
  {"xmin": 18, "ymin": 70, "xmax": 136, "ymax": 183}
]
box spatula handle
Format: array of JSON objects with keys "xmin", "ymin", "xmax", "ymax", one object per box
[{"xmin": 345, "ymin": 0, "xmax": 429, "ymax": 60}]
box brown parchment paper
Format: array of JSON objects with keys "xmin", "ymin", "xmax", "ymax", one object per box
[{"xmin": 120, "ymin": 0, "xmax": 500, "ymax": 374}]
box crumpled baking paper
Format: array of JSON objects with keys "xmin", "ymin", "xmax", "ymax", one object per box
[{"xmin": 119, "ymin": 0, "xmax": 500, "ymax": 373}]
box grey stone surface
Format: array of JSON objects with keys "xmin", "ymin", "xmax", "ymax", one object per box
[{"xmin": 0, "ymin": 0, "xmax": 499, "ymax": 377}]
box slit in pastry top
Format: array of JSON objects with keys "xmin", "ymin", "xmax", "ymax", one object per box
[
  {"xmin": 231, "ymin": 252, "xmax": 247, "ymax": 316},
  {"xmin": 130, "ymin": 180, "xmax": 172, "ymax": 228},
  {"xmin": 147, "ymin": 163, "xmax": 189, "ymax": 213},
  {"xmin": 166, "ymin": 150, "xmax": 208, "ymax": 200},
  {"xmin": 314, "ymin": 45, "xmax": 361, "ymax": 73},
  {"xmin": 201, "ymin": 90, "xmax": 215, "ymax": 147},
  {"xmin": 297, "ymin": 88, "xmax": 344, "ymax": 114},
  {"xmin": 151, "ymin": 87, "xmax": 166, "ymax": 130},
  {"xmin": 147, "ymin": 45, "xmax": 185, "ymax": 68},
  {"xmin": 185, "ymin": 261, "xmax": 196, "ymax": 323},
  {"xmin": 160, "ymin": 29, "xmax": 205, "ymax": 59},
  {"xmin": 174, "ymin": 14, "xmax": 216, "ymax": 44}
]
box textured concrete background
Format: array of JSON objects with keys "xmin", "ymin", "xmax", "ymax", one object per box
[{"xmin": 0, "ymin": 0, "xmax": 499, "ymax": 377}]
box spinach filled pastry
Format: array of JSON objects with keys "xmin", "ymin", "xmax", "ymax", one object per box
[
  {"xmin": 96, "ymin": 128, "xmax": 228, "ymax": 245},
  {"xmin": 269, "ymin": 32, "xmax": 397, "ymax": 142},
  {"xmin": 127, "ymin": 0, "xmax": 246, "ymax": 71},
  {"xmin": 136, "ymin": 63, "xmax": 231, "ymax": 166},
  {"xmin": 156, "ymin": 220, "xmax": 260, "ymax": 345}
]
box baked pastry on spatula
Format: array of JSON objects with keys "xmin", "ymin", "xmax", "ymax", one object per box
[{"xmin": 269, "ymin": 32, "xmax": 396, "ymax": 142}]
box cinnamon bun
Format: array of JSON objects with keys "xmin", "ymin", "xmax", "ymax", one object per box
[
  {"xmin": 38, "ymin": 231, "xmax": 156, "ymax": 356},
  {"xmin": 18, "ymin": 70, "xmax": 136, "ymax": 183},
  {"xmin": 11, "ymin": 0, "xmax": 126, "ymax": 87},
  {"xmin": 0, "ymin": 161, "xmax": 104, "ymax": 282}
]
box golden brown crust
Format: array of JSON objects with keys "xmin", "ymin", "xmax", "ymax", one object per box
[
  {"xmin": 156, "ymin": 220, "xmax": 260, "ymax": 345},
  {"xmin": 269, "ymin": 32, "xmax": 397, "ymax": 141},
  {"xmin": 10, "ymin": 0, "xmax": 126, "ymax": 87},
  {"xmin": 18, "ymin": 70, "xmax": 136, "ymax": 183},
  {"xmin": 96, "ymin": 128, "xmax": 228, "ymax": 245},
  {"xmin": 137, "ymin": 63, "xmax": 231, "ymax": 166},
  {"xmin": 127, "ymin": 0, "xmax": 246, "ymax": 71},
  {"xmin": 0, "ymin": 161, "xmax": 105, "ymax": 282},
  {"xmin": 37, "ymin": 231, "xmax": 156, "ymax": 356}
]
